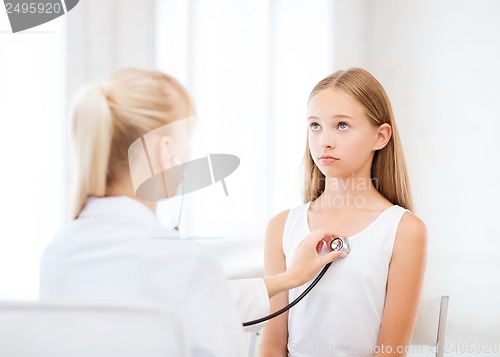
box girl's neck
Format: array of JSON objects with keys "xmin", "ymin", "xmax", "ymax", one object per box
[{"xmin": 314, "ymin": 174, "xmax": 385, "ymax": 212}]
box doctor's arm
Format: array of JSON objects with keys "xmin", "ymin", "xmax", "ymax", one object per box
[{"xmin": 375, "ymin": 213, "xmax": 428, "ymax": 357}]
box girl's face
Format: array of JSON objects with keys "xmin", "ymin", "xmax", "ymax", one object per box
[{"xmin": 307, "ymin": 88, "xmax": 389, "ymax": 179}]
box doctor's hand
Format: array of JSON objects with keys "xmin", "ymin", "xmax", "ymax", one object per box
[
  {"xmin": 286, "ymin": 228, "xmax": 347, "ymax": 286},
  {"xmin": 264, "ymin": 228, "xmax": 346, "ymax": 298}
]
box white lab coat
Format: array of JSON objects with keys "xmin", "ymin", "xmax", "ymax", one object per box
[{"xmin": 39, "ymin": 196, "xmax": 269, "ymax": 357}]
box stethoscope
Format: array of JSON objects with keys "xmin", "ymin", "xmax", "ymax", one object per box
[
  {"xmin": 242, "ymin": 236, "xmax": 351, "ymax": 327},
  {"xmin": 131, "ymin": 126, "xmax": 342, "ymax": 334},
  {"xmin": 130, "ymin": 143, "xmax": 352, "ymax": 326},
  {"xmin": 164, "ymin": 166, "xmax": 351, "ymax": 326}
]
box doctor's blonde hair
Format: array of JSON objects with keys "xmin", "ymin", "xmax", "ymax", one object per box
[
  {"xmin": 302, "ymin": 68, "xmax": 414, "ymax": 212},
  {"xmin": 69, "ymin": 68, "xmax": 194, "ymax": 220}
]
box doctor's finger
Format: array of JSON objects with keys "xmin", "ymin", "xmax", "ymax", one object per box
[
  {"xmin": 306, "ymin": 228, "xmax": 339, "ymax": 245},
  {"xmin": 322, "ymin": 250, "xmax": 347, "ymax": 265},
  {"xmin": 315, "ymin": 240, "xmax": 325, "ymax": 254}
]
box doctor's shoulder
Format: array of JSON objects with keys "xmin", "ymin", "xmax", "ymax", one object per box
[{"xmin": 44, "ymin": 217, "xmax": 91, "ymax": 245}]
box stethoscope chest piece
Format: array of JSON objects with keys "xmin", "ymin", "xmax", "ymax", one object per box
[{"xmin": 330, "ymin": 237, "xmax": 351, "ymax": 255}]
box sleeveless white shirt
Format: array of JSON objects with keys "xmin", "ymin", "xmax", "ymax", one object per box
[{"xmin": 282, "ymin": 202, "xmax": 409, "ymax": 357}]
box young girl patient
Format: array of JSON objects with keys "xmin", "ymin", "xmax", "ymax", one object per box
[{"xmin": 259, "ymin": 68, "xmax": 427, "ymax": 357}]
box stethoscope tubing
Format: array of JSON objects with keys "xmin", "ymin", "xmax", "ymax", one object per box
[
  {"xmin": 242, "ymin": 236, "xmax": 350, "ymax": 327},
  {"xmin": 242, "ymin": 262, "xmax": 332, "ymax": 327}
]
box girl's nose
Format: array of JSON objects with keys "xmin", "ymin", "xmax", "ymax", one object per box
[{"xmin": 320, "ymin": 131, "xmax": 335, "ymax": 149}]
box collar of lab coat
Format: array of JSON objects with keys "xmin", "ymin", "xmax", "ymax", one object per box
[{"xmin": 79, "ymin": 196, "xmax": 178, "ymax": 238}]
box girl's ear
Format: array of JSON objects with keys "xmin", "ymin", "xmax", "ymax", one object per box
[{"xmin": 373, "ymin": 123, "xmax": 392, "ymax": 151}]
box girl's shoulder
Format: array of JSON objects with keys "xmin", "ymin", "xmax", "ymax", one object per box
[
  {"xmin": 266, "ymin": 209, "xmax": 290, "ymax": 236},
  {"xmin": 394, "ymin": 210, "xmax": 427, "ymax": 252},
  {"xmin": 266, "ymin": 201, "xmax": 310, "ymax": 233},
  {"xmin": 398, "ymin": 209, "xmax": 426, "ymax": 234}
]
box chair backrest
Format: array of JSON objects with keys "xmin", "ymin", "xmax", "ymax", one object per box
[
  {"xmin": 411, "ymin": 295, "xmax": 450, "ymax": 357},
  {"xmin": 0, "ymin": 301, "xmax": 191, "ymax": 357}
]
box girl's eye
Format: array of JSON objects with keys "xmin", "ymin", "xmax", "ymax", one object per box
[
  {"xmin": 338, "ymin": 122, "xmax": 349, "ymax": 131},
  {"xmin": 309, "ymin": 122, "xmax": 321, "ymax": 131}
]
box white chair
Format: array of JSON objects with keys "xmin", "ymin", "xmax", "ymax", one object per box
[
  {"xmin": 409, "ymin": 295, "xmax": 450, "ymax": 357},
  {"xmin": 247, "ymin": 296, "xmax": 450, "ymax": 357},
  {"xmin": 0, "ymin": 301, "xmax": 191, "ymax": 357}
]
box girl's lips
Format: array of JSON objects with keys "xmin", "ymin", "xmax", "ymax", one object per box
[{"xmin": 319, "ymin": 156, "xmax": 339, "ymax": 163}]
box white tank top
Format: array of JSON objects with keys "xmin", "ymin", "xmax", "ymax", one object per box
[{"xmin": 283, "ymin": 202, "xmax": 409, "ymax": 357}]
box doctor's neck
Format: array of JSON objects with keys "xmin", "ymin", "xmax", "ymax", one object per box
[{"xmin": 105, "ymin": 177, "xmax": 157, "ymax": 213}]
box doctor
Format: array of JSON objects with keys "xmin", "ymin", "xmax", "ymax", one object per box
[{"xmin": 39, "ymin": 67, "xmax": 345, "ymax": 357}]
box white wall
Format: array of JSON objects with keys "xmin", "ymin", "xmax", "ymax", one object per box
[
  {"xmin": 0, "ymin": 12, "xmax": 65, "ymax": 300},
  {"xmin": 333, "ymin": 0, "xmax": 500, "ymax": 342},
  {"xmin": 65, "ymin": 0, "xmax": 156, "ymax": 107},
  {"xmin": 156, "ymin": 0, "xmax": 335, "ymax": 277},
  {"xmin": 0, "ymin": 0, "xmax": 158, "ymax": 301}
]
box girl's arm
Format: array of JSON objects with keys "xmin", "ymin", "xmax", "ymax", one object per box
[
  {"xmin": 259, "ymin": 210, "xmax": 290, "ymax": 357},
  {"xmin": 375, "ymin": 213, "xmax": 428, "ymax": 357}
]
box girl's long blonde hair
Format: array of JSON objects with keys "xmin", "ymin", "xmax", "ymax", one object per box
[
  {"xmin": 69, "ymin": 68, "xmax": 194, "ymax": 220},
  {"xmin": 302, "ymin": 68, "xmax": 414, "ymax": 212}
]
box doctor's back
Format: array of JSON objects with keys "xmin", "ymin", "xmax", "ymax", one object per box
[{"xmin": 39, "ymin": 196, "xmax": 247, "ymax": 357}]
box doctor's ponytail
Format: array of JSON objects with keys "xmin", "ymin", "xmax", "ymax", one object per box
[{"xmin": 69, "ymin": 85, "xmax": 113, "ymax": 220}]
